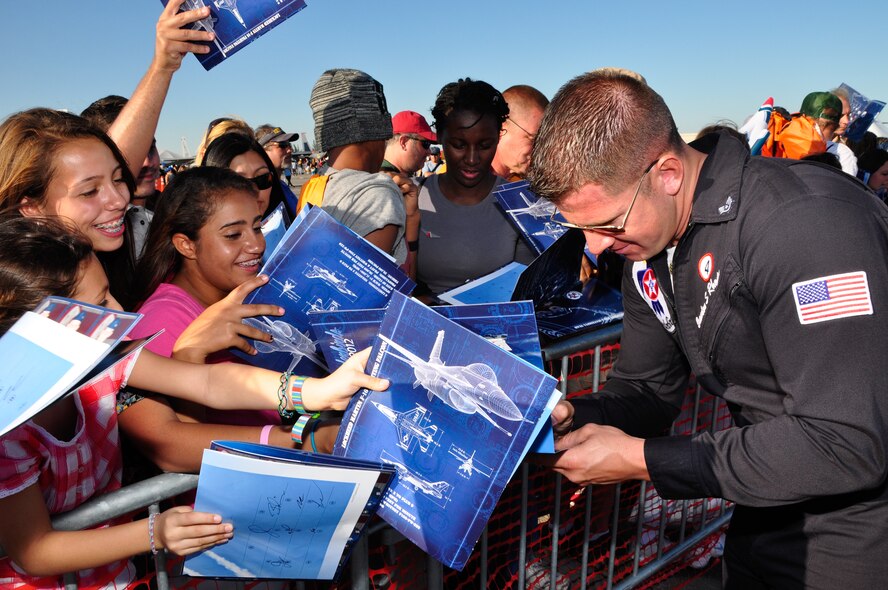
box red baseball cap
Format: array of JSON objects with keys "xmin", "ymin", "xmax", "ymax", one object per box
[{"xmin": 391, "ymin": 111, "xmax": 437, "ymax": 142}]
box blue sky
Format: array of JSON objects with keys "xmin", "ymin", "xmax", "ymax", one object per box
[{"xmin": 2, "ymin": 1, "xmax": 885, "ymax": 156}]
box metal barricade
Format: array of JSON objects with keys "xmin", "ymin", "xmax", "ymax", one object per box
[{"xmin": 1, "ymin": 322, "xmax": 733, "ymax": 589}]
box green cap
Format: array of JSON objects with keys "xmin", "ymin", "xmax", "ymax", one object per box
[{"xmin": 799, "ymin": 92, "xmax": 843, "ymax": 122}]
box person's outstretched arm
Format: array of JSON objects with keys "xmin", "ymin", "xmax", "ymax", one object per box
[{"xmin": 106, "ymin": 0, "xmax": 213, "ymax": 176}]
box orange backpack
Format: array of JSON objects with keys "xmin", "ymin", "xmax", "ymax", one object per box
[
  {"xmin": 760, "ymin": 111, "xmax": 827, "ymax": 160},
  {"xmin": 296, "ymin": 174, "xmax": 329, "ymax": 211}
]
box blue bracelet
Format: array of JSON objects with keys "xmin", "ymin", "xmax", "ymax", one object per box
[{"xmin": 310, "ymin": 425, "xmax": 319, "ymax": 453}]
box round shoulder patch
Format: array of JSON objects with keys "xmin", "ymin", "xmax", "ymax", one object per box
[{"xmin": 698, "ymin": 253, "xmax": 714, "ymax": 282}]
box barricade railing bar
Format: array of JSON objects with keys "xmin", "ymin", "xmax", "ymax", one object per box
[{"xmin": 2, "ymin": 322, "xmax": 733, "ymax": 590}]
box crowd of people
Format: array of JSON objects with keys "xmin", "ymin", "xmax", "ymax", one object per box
[{"xmin": 1, "ymin": 0, "xmax": 887, "ymax": 588}]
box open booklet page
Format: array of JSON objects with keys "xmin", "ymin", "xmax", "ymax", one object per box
[
  {"xmin": 0, "ymin": 296, "xmax": 143, "ymax": 437},
  {"xmin": 185, "ymin": 441, "xmax": 393, "ymax": 581}
]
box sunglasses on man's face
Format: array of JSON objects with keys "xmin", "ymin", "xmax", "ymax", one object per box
[
  {"xmin": 409, "ymin": 136, "xmax": 432, "ymax": 150},
  {"xmin": 250, "ymin": 171, "xmax": 274, "ymax": 191}
]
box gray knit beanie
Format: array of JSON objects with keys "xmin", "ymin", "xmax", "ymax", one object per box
[{"xmin": 309, "ymin": 69, "xmax": 393, "ymax": 152}]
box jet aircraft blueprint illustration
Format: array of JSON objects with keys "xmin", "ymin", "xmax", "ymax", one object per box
[
  {"xmin": 532, "ymin": 222, "xmax": 568, "ymax": 241},
  {"xmin": 304, "ymin": 261, "xmax": 357, "ymax": 300},
  {"xmin": 304, "ymin": 297, "xmax": 340, "ymax": 315},
  {"xmin": 457, "ymin": 451, "xmax": 492, "ymax": 477},
  {"xmin": 380, "ymin": 452, "xmax": 451, "ymax": 501},
  {"xmin": 370, "ymin": 401, "xmax": 441, "ymax": 453},
  {"xmin": 181, "ymin": 0, "xmax": 229, "ymax": 57},
  {"xmin": 213, "ymin": 0, "xmax": 246, "ymax": 27},
  {"xmin": 248, "ymin": 317, "xmax": 326, "ymax": 372},
  {"xmin": 506, "ymin": 190, "xmax": 558, "ymax": 219},
  {"xmin": 378, "ymin": 330, "xmax": 524, "ymax": 437}
]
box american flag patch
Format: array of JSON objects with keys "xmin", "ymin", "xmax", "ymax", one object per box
[{"xmin": 792, "ymin": 271, "xmax": 873, "ymax": 325}]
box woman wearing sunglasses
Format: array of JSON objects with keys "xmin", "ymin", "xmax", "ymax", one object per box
[{"xmin": 202, "ymin": 132, "xmax": 285, "ymax": 218}]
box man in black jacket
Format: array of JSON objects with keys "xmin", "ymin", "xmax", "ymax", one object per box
[{"xmin": 528, "ymin": 70, "xmax": 888, "ymax": 588}]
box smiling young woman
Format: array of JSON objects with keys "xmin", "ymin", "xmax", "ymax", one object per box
[{"xmin": 0, "ymin": 108, "xmax": 140, "ymax": 308}]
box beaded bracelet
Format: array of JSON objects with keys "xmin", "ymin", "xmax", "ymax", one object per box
[
  {"xmin": 148, "ymin": 512, "xmax": 159, "ymax": 555},
  {"xmin": 277, "ymin": 372, "xmax": 295, "ymax": 421},
  {"xmin": 289, "ymin": 376, "xmax": 308, "ymax": 413},
  {"xmin": 290, "ymin": 412, "xmax": 321, "ymax": 445}
]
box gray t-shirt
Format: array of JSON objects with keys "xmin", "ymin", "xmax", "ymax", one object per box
[
  {"xmin": 417, "ymin": 175, "xmax": 535, "ymax": 294},
  {"xmin": 320, "ymin": 168, "xmax": 407, "ymax": 264}
]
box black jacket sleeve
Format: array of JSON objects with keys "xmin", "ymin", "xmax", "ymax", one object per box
[{"xmin": 571, "ymin": 263, "xmax": 688, "ymax": 438}]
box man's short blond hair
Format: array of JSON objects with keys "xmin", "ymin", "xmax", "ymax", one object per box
[{"xmin": 527, "ymin": 70, "xmax": 681, "ymax": 203}]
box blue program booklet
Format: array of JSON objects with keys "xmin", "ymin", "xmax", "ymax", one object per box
[
  {"xmin": 260, "ymin": 202, "xmax": 291, "ymax": 263},
  {"xmin": 185, "ymin": 441, "xmax": 394, "ymax": 581},
  {"xmin": 239, "ymin": 206, "xmax": 415, "ymax": 376},
  {"xmin": 492, "ymin": 180, "xmax": 569, "ymax": 255},
  {"xmin": 166, "ymin": 0, "xmax": 308, "ymax": 70},
  {"xmin": 333, "ymin": 292, "xmax": 559, "ymax": 570},
  {"xmin": 308, "ymin": 300, "xmax": 557, "ymax": 455},
  {"xmin": 838, "ymin": 82, "xmax": 886, "ymax": 142},
  {"xmin": 0, "ymin": 297, "xmax": 144, "ymax": 437},
  {"xmin": 512, "ymin": 228, "xmax": 623, "ymax": 341}
]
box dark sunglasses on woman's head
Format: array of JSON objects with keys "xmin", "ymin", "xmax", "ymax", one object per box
[
  {"xmin": 250, "ymin": 171, "xmax": 274, "ymax": 191},
  {"xmin": 205, "ymin": 117, "xmax": 233, "ymax": 137}
]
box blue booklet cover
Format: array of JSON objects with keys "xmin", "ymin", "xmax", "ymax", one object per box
[
  {"xmin": 308, "ymin": 301, "xmax": 557, "ymax": 454},
  {"xmin": 167, "ymin": 0, "xmax": 308, "ymax": 70},
  {"xmin": 333, "ymin": 292, "xmax": 558, "ymax": 570},
  {"xmin": 185, "ymin": 441, "xmax": 394, "ymax": 581},
  {"xmin": 260, "ymin": 202, "xmax": 290, "ymax": 263},
  {"xmin": 239, "ymin": 206, "xmax": 415, "ymax": 376},
  {"xmin": 513, "ymin": 228, "xmax": 623, "ymax": 341},
  {"xmin": 839, "ymin": 82, "xmax": 886, "ymax": 142},
  {"xmin": 493, "ymin": 180, "xmax": 569, "ymax": 255}
]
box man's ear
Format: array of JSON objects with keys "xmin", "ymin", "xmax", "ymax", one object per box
[
  {"xmin": 19, "ymin": 197, "xmax": 43, "ymax": 218},
  {"xmin": 655, "ymin": 155, "xmax": 684, "ymax": 197},
  {"xmin": 399, "ymin": 135, "xmax": 411, "ymax": 151},
  {"xmin": 172, "ymin": 233, "xmax": 198, "ymax": 260}
]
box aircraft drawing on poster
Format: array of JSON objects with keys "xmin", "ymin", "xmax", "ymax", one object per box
[
  {"xmin": 503, "ymin": 186, "xmax": 558, "ymax": 219},
  {"xmin": 370, "ymin": 401, "xmax": 441, "ymax": 454},
  {"xmin": 333, "ymin": 292, "xmax": 560, "ymax": 570},
  {"xmin": 213, "ymin": 0, "xmax": 246, "ymax": 27},
  {"xmin": 493, "ymin": 181, "xmax": 569, "ymax": 255},
  {"xmin": 249, "ymin": 317, "xmax": 325, "ymax": 372},
  {"xmin": 303, "ymin": 297, "xmax": 339, "ymax": 315},
  {"xmin": 532, "ymin": 222, "xmax": 568, "ymax": 241},
  {"xmin": 180, "ymin": 0, "xmax": 228, "ymax": 56},
  {"xmin": 304, "ymin": 260, "xmax": 357, "ymax": 300},
  {"xmin": 449, "ymin": 447, "xmax": 493, "ymax": 479},
  {"xmin": 274, "ymin": 279, "xmax": 300, "ymax": 303},
  {"xmin": 378, "ymin": 330, "xmax": 524, "ymax": 437},
  {"xmin": 380, "ymin": 451, "xmax": 451, "ymax": 503}
]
